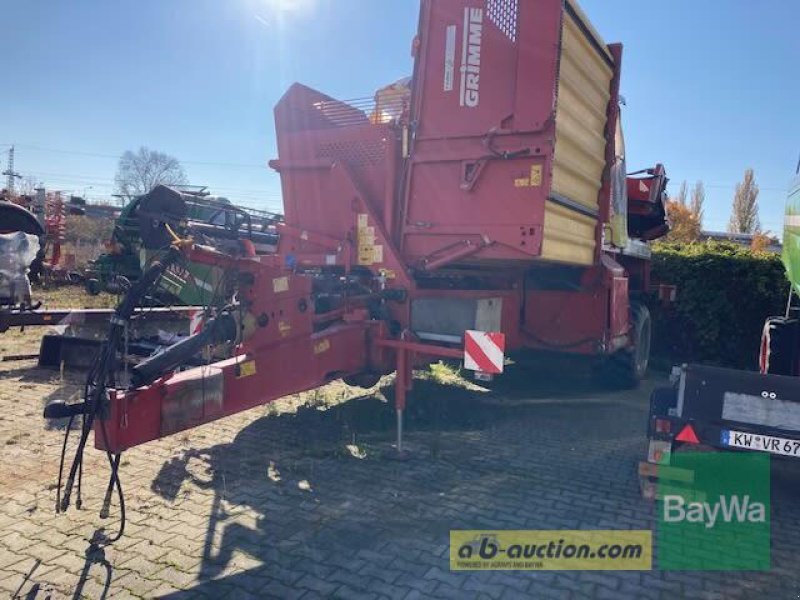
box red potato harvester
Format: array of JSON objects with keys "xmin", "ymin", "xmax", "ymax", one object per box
[{"xmin": 45, "ymin": 0, "xmax": 669, "ymax": 542}]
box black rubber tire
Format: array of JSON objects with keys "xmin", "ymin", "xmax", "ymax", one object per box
[
  {"xmin": 599, "ymin": 303, "xmax": 652, "ymax": 389},
  {"xmin": 107, "ymin": 275, "xmax": 131, "ymax": 295},
  {"xmin": 343, "ymin": 372, "xmax": 382, "ymax": 389},
  {"xmin": 85, "ymin": 278, "xmax": 102, "ymax": 296}
]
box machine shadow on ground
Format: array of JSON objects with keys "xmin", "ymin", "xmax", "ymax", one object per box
[{"xmin": 152, "ymin": 358, "xmax": 646, "ymax": 598}]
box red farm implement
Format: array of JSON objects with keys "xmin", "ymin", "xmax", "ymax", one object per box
[{"xmin": 45, "ymin": 0, "xmax": 669, "ymax": 541}]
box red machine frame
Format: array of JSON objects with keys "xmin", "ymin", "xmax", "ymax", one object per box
[{"xmin": 93, "ymin": 0, "xmax": 669, "ymax": 457}]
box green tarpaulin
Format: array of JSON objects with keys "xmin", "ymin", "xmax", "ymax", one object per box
[{"xmin": 783, "ymin": 175, "xmax": 800, "ymax": 294}]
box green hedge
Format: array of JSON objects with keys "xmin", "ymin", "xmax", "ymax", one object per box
[{"xmin": 650, "ymin": 242, "xmax": 789, "ymax": 370}]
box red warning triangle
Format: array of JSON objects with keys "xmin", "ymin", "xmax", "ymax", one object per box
[{"xmin": 675, "ymin": 424, "xmax": 700, "ymax": 444}]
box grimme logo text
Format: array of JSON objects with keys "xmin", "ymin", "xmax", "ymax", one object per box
[
  {"xmin": 459, "ymin": 7, "xmax": 483, "ymax": 107},
  {"xmin": 663, "ymin": 495, "xmax": 766, "ymax": 529}
]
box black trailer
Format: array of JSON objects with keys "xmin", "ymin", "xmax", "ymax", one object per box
[{"xmin": 640, "ymin": 363, "xmax": 800, "ymax": 496}]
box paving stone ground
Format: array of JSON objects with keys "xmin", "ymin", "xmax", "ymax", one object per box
[{"xmin": 2, "ymin": 326, "xmax": 800, "ymax": 599}]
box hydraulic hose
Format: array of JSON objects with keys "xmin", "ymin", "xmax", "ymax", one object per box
[
  {"xmin": 129, "ymin": 311, "xmax": 237, "ymax": 388},
  {"xmin": 55, "ymin": 246, "xmax": 185, "ymax": 518}
]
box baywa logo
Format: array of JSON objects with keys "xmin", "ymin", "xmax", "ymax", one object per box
[
  {"xmin": 663, "ymin": 494, "xmax": 766, "ymax": 529},
  {"xmin": 657, "ymin": 451, "xmax": 770, "ymax": 570}
]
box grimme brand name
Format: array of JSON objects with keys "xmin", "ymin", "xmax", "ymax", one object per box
[
  {"xmin": 663, "ymin": 495, "xmax": 766, "ymax": 529},
  {"xmin": 459, "ymin": 7, "xmax": 483, "ymax": 107}
]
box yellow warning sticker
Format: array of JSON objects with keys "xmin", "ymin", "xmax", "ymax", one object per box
[
  {"xmin": 358, "ymin": 245, "xmax": 374, "ymax": 265},
  {"xmin": 313, "ymin": 339, "xmax": 331, "ymax": 354},
  {"xmin": 514, "ymin": 164, "xmax": 543, "ymax": 188},
  {"xmin": 356, "ymin": 212, "xmax": 384, "ymax": 265},
  {"xmin": 530, "ymin": 164, "xmax": 542, "ymax": 187},
  {"xmin": 273, "ymin": 276, "xmax": 289, "ymax": 293},
  {"xmin": 237, "ymin": 360, "xmax": 257, "ymax": 379},
  {"xmin": 278, "ymin": 320, "xmax": 291, "ymax": 337},
  {"xmin": 358, "ymin": 226, "xmax": 375, "ymax": 245}
]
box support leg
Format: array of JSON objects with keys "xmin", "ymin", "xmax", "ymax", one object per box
[{"xmin": 386, "ymin": 347, "xmax": 411, "ymax": 460}]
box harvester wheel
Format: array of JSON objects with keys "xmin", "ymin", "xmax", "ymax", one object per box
[
  {"xmin": 107, "ymin": 275, "xmax": 132, "ymax": 295},
  {"xmin": 599, "ymin": 303, "xmax": 651, "ymax": 389},
  {"xmin": 343, "ymin": 372, "xmax": 382, "ymax": 389},
  {"xmin": 85, "ymin": 278, "xmax": 102, "ymax": 296}
]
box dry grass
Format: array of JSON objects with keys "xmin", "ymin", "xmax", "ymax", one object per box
[
  {"xmin": 60, "ymin": 240, "xmax": 106, "ymax": 270},
  {"xmin": 1, "ymin": 285, "xmax": 117, "ymax": 359},
  {"xmin": 32, "ymin": 284, "xmax": 117, "ymax": 310}
]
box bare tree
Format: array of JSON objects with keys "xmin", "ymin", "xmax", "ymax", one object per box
[
  {"xmin": 690, "ymin": 180, "xmax": 705, "ymax": 226},
  {"xmin": 671, "ymin": 180, "xmax": 688, "ymax": 205},
  {"xmin": 114, "ymin": 147, "xmax": 187, "ymax": 200},
  {"xmin": 16, "ymin": 176, "xmax": 41, "ymax": 197},
  {"xmin": 728, "ymin": 168, "xmax": 760, "ymax": 233}
]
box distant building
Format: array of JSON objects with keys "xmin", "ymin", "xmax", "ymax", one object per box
[{"xmin": 699, "ymin": 230, "xmax": 782, "ymax": 253}]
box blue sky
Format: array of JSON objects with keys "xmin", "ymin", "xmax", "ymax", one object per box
[{"xmin": 1, "ymin": 0, "xmax": 798, "ymax": 233}]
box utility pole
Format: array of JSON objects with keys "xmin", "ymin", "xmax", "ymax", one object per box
[{"xmin": 2, "ymin": 145, "xmax": 22, "ymax": 194}]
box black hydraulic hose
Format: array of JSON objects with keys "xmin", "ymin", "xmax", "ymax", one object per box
[
  {"xmin": 58, "ymin": 246, "xmax": 184, "ymax": 515},
  {"xmin": 77, "ymin": 442, "xmax": 83, "ymax": 510},
  {"xmin": 59, "ymin": 342, "xmax": 117, "ymax": 511},
  {"xmin": 53, "ymin": 359, "xmax": 97, "ymax": 513},
  {"xmin": 55, "ymin": 414, "xmax": 75, "ymax": 513},
  {"xmin": 99, "ymin": 452, "xmax": 119, "ymax": 519},
  {"xmin": 129, "ymin": 312, "xmax": 237, "ymax": 388},
  {"xmin": 114, "ymin": 246, "xmax": 184, "ymax": 322},
  {"xmin": 97, "ymin": 424, "xmax": 125, "ymax": 544}
]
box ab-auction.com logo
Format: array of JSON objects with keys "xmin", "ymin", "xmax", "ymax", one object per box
[
  {"xmin": 456, "ymin": 534, "xmax": 643, "ymax": 562},
  {"xmin": 657, "ymin": 451, "xmax": 770, "ymax": 570},
  {"xmin": 450, "ymin": 530, "xmax": 652, "ymax": 571}
]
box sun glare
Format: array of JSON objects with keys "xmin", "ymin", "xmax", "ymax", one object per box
[{"xmin": 263, "ymin": 0, "xmax": 316, "ymax": 14}]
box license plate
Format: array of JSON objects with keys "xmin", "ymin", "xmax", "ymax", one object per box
[{"xmin": 722, "ymin": 429, "xmax": 800, "ymax": 457}]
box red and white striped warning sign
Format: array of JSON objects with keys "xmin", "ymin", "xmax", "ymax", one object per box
[
  {"xmin": 189, "ymin": 309, "xmax": 205, "ymax": 336},
  {"xmin": 464, "ymin": 330, "xmax": 506, "ymax": 374}
]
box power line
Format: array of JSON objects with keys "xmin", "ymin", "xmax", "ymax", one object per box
[
  {"xmin": 43, "ymin": 181, "xmax": 271, "ymax": 198},
  {"xmin": 22, "ymin": 170, "xmax": 282, "ymax": 197},
  {"xmin": 14, "ymin": 143, "xmax": 269, "ymax": 169},
  {"xmin": 700, "ymin": 183, "xmax": 789, "ymax": 192},
  {"xmin": 15, "ymin": 143, "xmax": 796, "ymax": 189}
]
